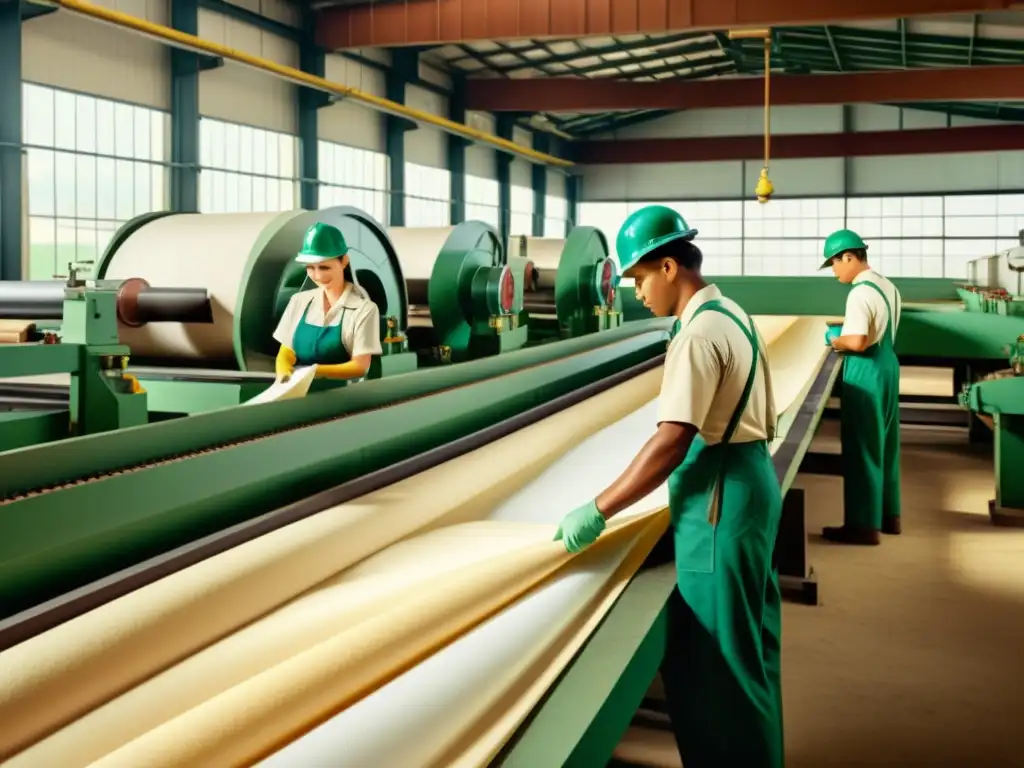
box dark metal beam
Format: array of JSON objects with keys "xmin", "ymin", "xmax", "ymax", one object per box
[
  {"xmin": 465, "ymin": 65, "xmax": 1024, "ymax": 112},
  {"xmin": 0, "ymin": 0, "xmax": 22, "ymax": 279}
]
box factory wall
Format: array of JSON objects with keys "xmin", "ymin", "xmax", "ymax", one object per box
[
  {"xmin": 11, "ymin": 0, "xmax": 567, "ymax": 280},
  {"xmin": 578, "ymin": 105, "xmax": 1024, "ymax": 279}
]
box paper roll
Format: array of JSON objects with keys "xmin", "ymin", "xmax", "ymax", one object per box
[
  {"xmin": 519, "ymin": 237, "xmax": 565, "ymax": 272},
  {"xmin": 386, "ymin": 226, "xmax": 459, "ymax": 281}
]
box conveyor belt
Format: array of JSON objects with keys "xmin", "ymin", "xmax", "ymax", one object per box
[{"xmin": 0, "ymin": 355, "xmax": 665, "ymax": 650}]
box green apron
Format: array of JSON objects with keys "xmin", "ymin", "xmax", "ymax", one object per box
[
  {"xmin": 839, "ymin": 279, "xmax": 902, "ymax": 529},
  {"xmin": 660, "ymin": 300, "xmax": 785, "ymax": 768},
  {"xmin": 291, "ymin": 297, "xmax": 351, "ymax": 366}
]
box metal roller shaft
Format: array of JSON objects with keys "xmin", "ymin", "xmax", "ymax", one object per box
[{"xmin": 0, "ymin": 281, "xmax": 211, "ymax": 324}]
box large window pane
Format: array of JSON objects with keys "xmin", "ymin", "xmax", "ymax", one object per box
[
  {"xmin": 22, "ymin": 84, "xmax": 168, "ymax": 278},
  {"xmin": 405, "ymin": 162, "xmax": 450, "ymax": 227},
  {"xmin": 199, "ymin": 117, "xmax": 297, "ymax": 213},
  {"xmin": 318, "ymin": 140, "xmax": 388, "ymax": 223}
]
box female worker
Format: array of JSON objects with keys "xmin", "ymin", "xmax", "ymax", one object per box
[
  {"xmin": 554, "ymin": 205, "xmax": 784, "ymax": 767},
  {"xmin": 821, "ymin": 229, "xmax": 902, "ymax": 545},
  {"xmin": 273, "ymin": 222, "xmax": 382, "ymax": 383}
]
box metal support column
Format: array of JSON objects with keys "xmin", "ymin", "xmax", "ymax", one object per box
[
  {"xmin": 298, "ymin": 19, "xmax": 327, "ymax": 211},
  {"xmin": 531, "ymin": 132, "xmax": 548, "ymax": 238},
  {"xmin": 448, "ymin": 76, "xmax": 469, "ymax": 225},
  {"xmin": 0, "ymin": 0, "xmax": 23, "ymax": 280},
  {"xmin": 565, "ymin": 172, "xmax": 580, "ymax": 237},
  {"xmin": 496, "ymin": 115, "xmax": 514, "ymax": 247},
  {"xmin": 170, "ymin": 0, "xmax": 203, "ymax": 213},
  {"xmin": 386, "ymin": 50, "xmax": 419, "ymax": 227}
]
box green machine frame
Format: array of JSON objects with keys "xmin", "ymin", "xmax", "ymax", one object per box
[{"xmin": 95, "ymin": 207, "xmax": 418, "ymax": 415}]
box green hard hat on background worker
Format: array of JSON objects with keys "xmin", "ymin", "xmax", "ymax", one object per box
[
  {"xmin": 616, "ymin": 205, "xmax": 698, "ymax": 275},
  {"xmin": 296, "ymin": 222, "xmax": 349, "ymax": 264},
  {"xmin": 820, "ymin": 228, "xmax": 867, "ymax": 269}
]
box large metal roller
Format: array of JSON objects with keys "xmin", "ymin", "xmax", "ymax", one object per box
[
  {"xmin": 515, "ymin": 228, "xmax": 622, "ymax": 337},
  {"xmin": 97, "ymin": 207, "xmax": 408, "ymax": 371},
  {"xmin": 388, "ymin": 222, "xmax": 526, "ymax": 361}
]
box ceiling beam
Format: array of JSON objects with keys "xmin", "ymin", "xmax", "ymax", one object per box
[
  {"xmin": 315, "ymin": 0, "xmax": 1016, "ymax": 50},
  {"xmin": 464, "ymin": 64, "xmax": 1024, "ymax": 112},
  {"xmin": 575, "ymin": 124, "xmax": 1024, "ymax": 163}
]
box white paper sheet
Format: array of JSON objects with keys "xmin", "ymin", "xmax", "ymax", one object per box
[{"xmin": 243, "ymin": 365, "xmax": 317, "ymax": 406}]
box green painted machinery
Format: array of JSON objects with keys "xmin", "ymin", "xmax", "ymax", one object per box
[
  {"xmin": 0, "ymin": 266, "xmax": 213, "ymax": 451},
  {"xmin": 516, "ymin": 228, "xmax": 623, "ymax": 341},
  {"xmin": 402, "ymin": 221, "xmax": 528, "ymax": 364},
  {"xmin": 93, "ymin": 207, "xmax": 418, "ymax": 415},
  {"xmin": 0, "ymin": 319, "xmax": 673, "ymax": 620},
  {"xmin": 959, "ymin": 334, "xmax": 1024, "ymax": 527}
]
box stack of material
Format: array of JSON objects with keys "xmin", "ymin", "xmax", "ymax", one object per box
[{"xmin": 0, "ymin": 316, "xmax": 829, "ymax": 768}]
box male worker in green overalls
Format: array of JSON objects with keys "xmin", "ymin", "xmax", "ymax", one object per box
[
  {"xmin": 821, "ymin": 229, "xmax": 903, "ymax": 545},
  {"xmin": 554, "ymin": 205, "xmax": 785, "ymax": 767}
]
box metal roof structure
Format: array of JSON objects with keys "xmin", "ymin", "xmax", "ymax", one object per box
[{"xmin": 420, "ymin": 12, "xmax": 1024, "ymax": 137}]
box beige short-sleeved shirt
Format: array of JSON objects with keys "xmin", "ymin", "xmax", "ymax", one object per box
[
  {"xmin": 841, "ymin": 270, "xmax": 901, "ymax": 346},
  {"xmin": 656, "ymin": 285, "xmax": 777, "ymax": 445},
  {"xmin": 272, "ymin": 284, "xmax": 382, "ymax": 358}
]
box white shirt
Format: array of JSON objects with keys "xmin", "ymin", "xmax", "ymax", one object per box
[
  {"xmin": 657, "ymin": 285, "xmax": 776, "ymax": 445},
  {"xmin": 841, "ymin": 270, "xmax": 901, "ymax": 347},
  {"xmin": 273, "ymin": 284, "xmax": 383, "ymax": 358}
]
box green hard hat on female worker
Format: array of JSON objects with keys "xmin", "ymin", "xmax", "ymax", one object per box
[
  {"xmin": 820, "ymin": 228, "xmax": 869, "ymax": 284},
  {"xmin": 297, "ymin": 222, "xmax": 351, "ymax": 291},
  {"xmin": 615, "ymin": 204, "xmax": 701, "ymax": 317}
]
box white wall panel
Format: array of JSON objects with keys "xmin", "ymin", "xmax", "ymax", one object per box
[
  {"xmin": 319, "ymin": 55, "xmax": 385, "ymax": 152},
  {"xmin": 509, "ymin": 127, "xmax": 533, "ymax": 188},
  {"xmin": 850, "ymin": 151, "xmax": 1024, "ymax": 195},
  {"xmin": 199, "ymin": 10, "xmax": 298, "ymax": 133},
  {"xmin": 547, "ymin": 169, "xmax": 566, "ymax": 198},
  {"xmin": 743, "ymin": 158, "xmax": 845, "ymax": 197},
  {"xmin": 581, "ymin": 161, "xmax": 744, "ymax": 201},
  {"xmin": 224, "ymin": 0, "xmax": 300, "ymax": 27},
  {"xmin": 466, "ymin": 112, "xmax": 497, "ymax": 179},
  {"xmin": 606, "ymin": 105, "xmax": 844, "ymax": 139},
  {"xmin": 23, "ymin": 0, "xmax": 169, "ymax": 109},
  {"xmin": 404, "ymin": 85, "xmax": 447, "ymax": 168}
]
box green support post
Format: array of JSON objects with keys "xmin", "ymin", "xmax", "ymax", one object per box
[
  {"xmin": 0, "ymin": 0, "xmax": 23, "ymax": 280},
  {"xmin": 496, "ymin": 115, "xmax": 514, "ymax": 247},
  {"xmin": 386, "ymin": 50, "xmax": 419, "ymax": 227},
  {"xmin": 448, "ymin": 76, "xmax": 470, "ymax": 225},
  {"xmin": 298, "ymin": 19, "xmax": 328, "ymax": 211},
  {"xmin": 531, "ymin": 132, "xmax": 548, "ymax": 237}
]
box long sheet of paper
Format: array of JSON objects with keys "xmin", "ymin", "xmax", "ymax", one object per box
[
  {"xmin": 242, "ymin": 365, "xmax": 317, "ymax": 406},
  {"xmin": 257, "ymin": 316, "xmax": 829, "ymax": 766}
]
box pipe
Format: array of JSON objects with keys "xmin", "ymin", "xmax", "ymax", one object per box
[
  {"xmin": 50, "ymin": 0, "xmax": 574, "ymax": 168},
  {"xmin": 0, "ymin": 280, "xmax": 213, "ymax": 324}
]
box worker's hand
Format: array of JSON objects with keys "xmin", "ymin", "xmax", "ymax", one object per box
[
  {"xmin": 824, "ymin": 325, "xmax": 842, "ymax": 347},
  {"xmin": 554, "ymin": 500, "xmax": 606, "ymax": 554}
]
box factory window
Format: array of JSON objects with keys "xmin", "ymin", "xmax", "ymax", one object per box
[
  {"xmin": 404, "ymin": 162, "xmax": 450, "ymax": 227},
  {"xmin": 543, "ymin": 194, "xmax": 568, "ymax": 239},
  {"xmin": 465, "ymin": 175, "xmax": 500, "ymax": 229},
  {"xmin": 509, "ymin": 184, "xmax": 534, "ymax": 237},
  {"xmin": 22, "ymin": 83, "xmax": 168, "ymax": 280},
  {"xmin": 198, "ymin": 117, "xmax": 297, "ymax": 214},
  {"xmin": 742, "ymin": 198, "xmax": 845, "ymax": 277},
  {"xmin": 318, "ymin": 141, "xmax": 388, "ymax": 224}
]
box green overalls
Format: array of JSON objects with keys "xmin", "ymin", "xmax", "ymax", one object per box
[
  {"xmin": 661, "ymin": 300, "xmax": 785, "ymax": 768},
  {"xmin": 291, "ymin": 297, "xmax": 351, "ymax": 366},
  {"xmin": 840, "ymin": 279, "xmax": 902, "ymax": 530}
]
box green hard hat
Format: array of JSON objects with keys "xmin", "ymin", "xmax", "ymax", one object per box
[
  {"xmin": 615, "ymin": 205, "xmax": 698, "ymax": 275},
  {"xmin": 820, "ymin": 229, "xmax": 867, "ymax": 269},
  {"xmin": 296, "ymin": 222, "xmax": 349, "ymax": 264}
]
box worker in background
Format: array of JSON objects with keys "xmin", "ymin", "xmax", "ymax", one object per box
[
  {"xmin": 273, "ymin": 222, "xmax": 382, "ymax": 383},
  {"xmin": 821, "ymin": 229, "xmax": 902, "ymax": 545},
  {"xmin": 554, "ymin": 205, "xmax": 784, "ymax": 768}
]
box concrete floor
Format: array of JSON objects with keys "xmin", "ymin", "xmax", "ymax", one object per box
[{"xmin": 614, "ymin": 419, "xmax": 1024, "ymax": 767}]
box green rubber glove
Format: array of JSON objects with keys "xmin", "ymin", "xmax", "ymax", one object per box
[
  {"xmin": 554, "ymin": 500, "xmax": 607, "ymax": 554},
  {"xmin": 824, "ymin": 325, "xmax": 842, "ymax": 346}
]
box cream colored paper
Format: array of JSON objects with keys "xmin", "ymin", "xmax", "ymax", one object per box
[
  {"xmin": 385, "ymin": 226, "xmax": 458, "ymax": 281},
  {"xmin": 0, "ymin": 370, "xmax": 661, "ymax": 760},
  {"xmin": 242, "ymin": 365, "xmax": 317, "ymax": 406}
]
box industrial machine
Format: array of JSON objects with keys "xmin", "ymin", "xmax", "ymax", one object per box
[
  {"xmin": 389, "ymin": 222, "xmax": 527, "ymax": 364},
  {"xmin": 515, "ymin": 228, "xmax": 623, "ymax": 340},
  {"xmin": 0, "ymin": 266, "xmax": 212, "ymax": 452}
]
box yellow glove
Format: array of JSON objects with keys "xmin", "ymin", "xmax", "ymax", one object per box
[
  {"xmin": 315, "ymin": 361, "xmax": 367, "ymax": 380},
  {"xmin": 275, "ymin": 346, "xmax": 297, "ymax": 382}
]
